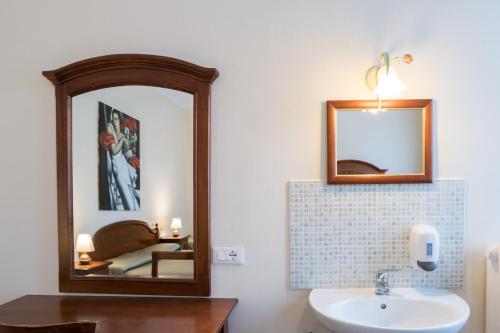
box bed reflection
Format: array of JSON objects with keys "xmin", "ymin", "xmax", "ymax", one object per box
[{"xmin": 74, "ymin": 220, "xmax": 194, "ymax": 279}]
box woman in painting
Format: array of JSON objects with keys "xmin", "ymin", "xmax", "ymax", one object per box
[{"xmin": 105, "ymin": 109, "xmax": 140, "ymax": 210}]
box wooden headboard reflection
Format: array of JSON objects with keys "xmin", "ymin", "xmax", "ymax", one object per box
[
  {"xmin": 337, "ymin": 159, "xmax": 388, "ymax": 175},
  {"xmin": 91, "ymin": 220, "xmax": 159, "ymax": 261}
]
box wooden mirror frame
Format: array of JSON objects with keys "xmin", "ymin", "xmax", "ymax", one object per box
[
  {"xmin": 43, "ymin": 54, "xmax": 218, "ymax": 296},
  {"xmin": 327, "ymin": 99, "xmax": 433, "ymax": 184}
]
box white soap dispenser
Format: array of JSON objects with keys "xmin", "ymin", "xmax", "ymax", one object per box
[{"xmin": 409, "ymin": 224, "xmax": 440, "ymax": 271}]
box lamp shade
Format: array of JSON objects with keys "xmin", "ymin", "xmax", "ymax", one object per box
[
  {"xmin": 374, "ymin": 66, "xmax": 407, "ymax": 99},
  {"xmin": 75, "ymin": 234, "xmax": 95, "ymax": 253},
  {"xmin": 170, "ymin": 218, "xmax": 182, "ymax": 229}
]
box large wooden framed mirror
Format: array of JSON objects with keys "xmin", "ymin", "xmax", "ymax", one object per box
[
  {"xmin": 43, "ymin": 54, "xmax": 218, "ymax": 296},
  {"xmin": 327, "ymin": 99, "xmax": 432, "ymax": 184}
]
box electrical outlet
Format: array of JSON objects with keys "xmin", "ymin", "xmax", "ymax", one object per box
[{"xmin": 212, "ymin": 246, "xmax": 245, "ymax": 264}]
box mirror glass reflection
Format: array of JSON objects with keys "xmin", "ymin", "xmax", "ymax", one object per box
[
  {"xmin": 336, "ymin": 108, "xmax": 423, "ymax": 175},
  {"xmin": 72, "ymin": 85, "xmax": 194, "ymax": 279}
]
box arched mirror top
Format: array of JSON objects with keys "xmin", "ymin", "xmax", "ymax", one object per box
[{"xmin": 43, "ymin": 54, "xmax": 218, "ymax": 86}]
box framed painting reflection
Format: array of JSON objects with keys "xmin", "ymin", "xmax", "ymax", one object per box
[{"xmin": 98, "ymin": 102, "xmax": 140, "ymax": 211}]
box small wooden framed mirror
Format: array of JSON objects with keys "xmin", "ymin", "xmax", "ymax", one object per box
[
  {"xmin": 327, "ymin": 99, "xmax": 433, "ymax": 184},
  {"xmin": 43, "ymin": 54, "xmax": 217, "ymax": 296}
]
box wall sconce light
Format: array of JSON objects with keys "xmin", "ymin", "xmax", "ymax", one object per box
[
  {"xmin": 170, "ymin": 218, "xmax": 182, "ymax": 237},
  {"xmin": 75, "ymin": 234, "xmax": 95, "ymax": 265},
  {"xmin": 365, "ymin": 52, "xmax": 413, "ymax": 111}
]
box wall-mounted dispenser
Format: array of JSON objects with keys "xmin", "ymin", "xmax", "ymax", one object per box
[{"xmin": 409, "ymin": 224, "xmax": 440, "ymax": 271}]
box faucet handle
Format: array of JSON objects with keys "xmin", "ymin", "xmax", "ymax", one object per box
[
  {"xmin": 375, "ymin": 269, "xmax": 401, "ymax": 283},
  {"xmin": 376, "ymin": 268, "xmax": 401, "ymax": 276}
]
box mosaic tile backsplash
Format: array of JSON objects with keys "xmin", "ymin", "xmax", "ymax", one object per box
[{"xmin": 289, "ymin": 180, "xmax": 465, "ymax": 289}]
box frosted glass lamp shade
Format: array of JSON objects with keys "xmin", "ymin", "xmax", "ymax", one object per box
[
  {"xmin": 373, "ymin": 66, "xmax": 407, "ymax": 99},
  {"xmin": 170, "ymin": 218, "xmax": 182, "ymax": 237}
]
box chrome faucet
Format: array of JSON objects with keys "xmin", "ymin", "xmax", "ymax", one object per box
[{"xmin": 375, "ymin": 269, "xmax": 400, "ymax": 295}]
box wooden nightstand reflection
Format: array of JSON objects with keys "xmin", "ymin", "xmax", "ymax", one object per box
[
  {"xmin": 74, "ymin": 261, "xmax": 112, "ymax": 276},
  {"xmin": 159, "ymin": 234, "xmax": 191, "ymax": 250}
]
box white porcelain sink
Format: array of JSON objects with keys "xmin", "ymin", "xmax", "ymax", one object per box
[{"xmin": 309, "ymin": 288, "xmax": 469, "ymax": 333}]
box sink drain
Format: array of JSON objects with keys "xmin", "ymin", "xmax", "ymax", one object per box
[{"xmin": 380, "ymin": 304, "xmax": 387, "ymax": 310}]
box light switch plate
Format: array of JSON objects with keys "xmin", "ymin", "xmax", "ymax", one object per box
[{"xmin": 212, "ymin": 246, "xmax": 245, "ymax": 264}]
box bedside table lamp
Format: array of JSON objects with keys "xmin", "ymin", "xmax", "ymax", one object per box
[
  {"xmin": 75, "ymin": 234, "xmax": 95, "ymax": 265},
  {"xmin": 170, "ymin": 218, "xmax": 182, "ymax": 237}
]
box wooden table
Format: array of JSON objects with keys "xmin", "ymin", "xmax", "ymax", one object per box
[
  {"xmin": 159, "ymin": 234, "xmax": 191, "ymax": 249},
  {"xmin": 0, "ymin": 295, "xmax": 237, "ymax": 333}
]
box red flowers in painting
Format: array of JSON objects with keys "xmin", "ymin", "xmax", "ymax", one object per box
[
  {"xmin": 129, "ymin": 156, "xmax": 140, "ymax": 169},
  {"xmin": 121, "ymin": 117, "xmax": 138, "ymax": 134},
  {"xmin": 99, "ymin": 131, "xmax": 115, "ymax": 151}
]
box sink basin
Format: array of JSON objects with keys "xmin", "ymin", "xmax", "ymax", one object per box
[{"xmin": 309, "ymin": 288, "xmax": 469, "ymax": 333}]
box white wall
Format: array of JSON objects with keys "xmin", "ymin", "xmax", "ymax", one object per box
[
  {"xmin": 72, "ymin": 86, "xmax": 194, "ymax": 237},
  {"xmin": 0, "ymin": 1, "xmax": 498, "ymax": 332},
  {"xmin": 337, "ymin": 108, "xmax": 423, "ymax": 174}
]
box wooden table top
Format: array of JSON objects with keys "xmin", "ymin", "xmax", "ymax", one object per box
[{"xmin": 0, "ymin": 295, "xmax": 237, "ymax": 333}]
